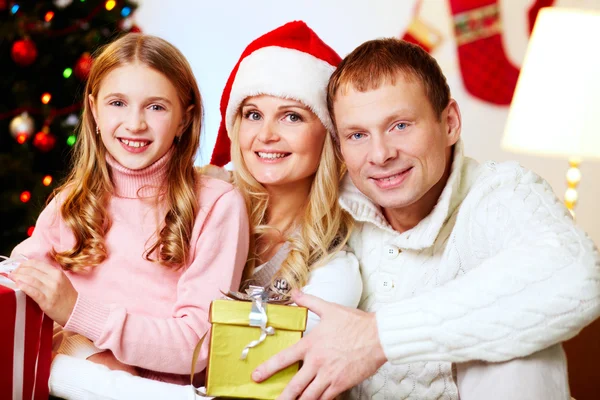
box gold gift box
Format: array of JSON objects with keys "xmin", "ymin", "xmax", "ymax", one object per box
[{"xmin": 206, "ymin": 299, "xmax": 307, "ymax": 399}]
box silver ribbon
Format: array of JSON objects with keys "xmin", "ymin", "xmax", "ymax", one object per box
[
  {"xmin": 240, "ymin": 286, "xmax": 275, "ymax": 360},
  {"xmin": 0, "ymin": 255, "xmax": 27, "ymax": 275}
]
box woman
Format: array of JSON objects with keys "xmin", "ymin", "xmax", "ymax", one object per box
[{"xmin": 211, "ymin": 20, "xmax": 362, "ymax": 331}]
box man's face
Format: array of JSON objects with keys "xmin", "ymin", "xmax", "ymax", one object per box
[{"xmin": 334, "ymin": 72, "xmax": 460, "ymax": 211}]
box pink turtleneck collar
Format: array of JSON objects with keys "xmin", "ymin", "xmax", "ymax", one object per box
[{"xmin": 105, "ymin": 148, "xmax": 173, "ymax": 199}]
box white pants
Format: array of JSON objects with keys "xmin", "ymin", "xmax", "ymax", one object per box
[
  {"xmin": 50, "ymin": 355, "xmax": 206, "ymax": 400},
  {"xmin": 50, "ymin": 344, "xmax": 570, "ymax": 399}
]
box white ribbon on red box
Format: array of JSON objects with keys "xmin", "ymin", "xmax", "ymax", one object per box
[{"xmin": 0, "ymin": 255, "xmax": 28, "ymax": 400}]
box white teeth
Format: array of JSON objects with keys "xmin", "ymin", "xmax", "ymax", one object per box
[
  {"xmin": 377, "ymin": 173, "xmax": 400, "ymax": 182},
  {"xmin": 257, "ymin": 152, "xmax": 288, "ymax": 159},
  {"xmin": 121, "ymin": 139, "xmax": 150, "ymax": 148}
]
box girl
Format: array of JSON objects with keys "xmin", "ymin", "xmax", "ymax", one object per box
[
  {"xmin": 211, "ymin": 20, "xmax": 362, "ymax": 331},
  {"xmin": 9, "ymin": 33, "xmax": 249, "ymax": 387}
]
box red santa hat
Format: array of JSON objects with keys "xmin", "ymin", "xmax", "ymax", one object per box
[{"xmin": 210, "ymin": 20, "xmax": 342, "ymax": 167}]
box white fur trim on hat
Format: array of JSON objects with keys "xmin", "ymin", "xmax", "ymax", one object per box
[{"xmin": 225, "ymin": 46, "xmax": 336, "ymax": 136}]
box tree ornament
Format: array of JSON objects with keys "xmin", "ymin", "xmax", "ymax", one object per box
[
  {"xmin": 11, "ymin": 38, "xmax": 38, "ymax": 66},
  {"xmin": 20, "ymin": 191, "xmax": 31, "ymax": 203},
  {"xmin": 64, "ymin": 114, "xmax": 79, "ymax": 126},
  {"xmin": 74, "ymin": 52, "xmax": 93, "ymax": 80},
  {"xmin": 33, "ymin": 128, "xmax": 57, "ymax": 152},
  {"xmin": 9, "ymin": 112, "xmax": 35, "ymax": 141},
  {"xmin": 53, "ymin": 0, "xmax": 73, "ymax": 8},
  {"xmin": 120, "ymin": 17, "xmax": 134, "ymax": 31}
]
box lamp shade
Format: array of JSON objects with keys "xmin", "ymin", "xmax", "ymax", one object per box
[{"xmin": 502, "ymin": 8, "xmax": 600, "ymax": 160}]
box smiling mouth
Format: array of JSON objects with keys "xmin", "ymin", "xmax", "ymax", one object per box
[
  {"xmin": 369, "ymin": 167, "xmax": 413, "ymax": 188},
  {"xmin": 375, "ymin": 172, "xmax": 403, "ymax": 182},
  {"xmin": 256, "ymin": 151, "xmax": 291, "ymax": 159},
  {"xmin": 118, "ymin": 138, "xmax": 151, "ymax": 148}
]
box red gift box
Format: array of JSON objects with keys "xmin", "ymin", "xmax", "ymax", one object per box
[{"xmin": 0, "ymin": 275, "xmax": 53, "ymax": 400}]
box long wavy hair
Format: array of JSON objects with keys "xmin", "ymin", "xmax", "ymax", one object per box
[
  {"xmin": 52, "ymin": 33, "xmax": 203, "ymax": 272},
  {"xmin": 230, "ymin": 112, "xmax": 353, "ymax": 292}
]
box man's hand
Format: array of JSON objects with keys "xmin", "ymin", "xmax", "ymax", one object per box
[
  {"xmin": 252, "ymin": 290, "xmax": 387, "ymax": 400},
  {"xmin": 10, "ymin": 259, "xmax": 78, "ymax": 326},
  {"xmin": 88, "ymin": 351, "xmax": 139, "ymax": 376}
]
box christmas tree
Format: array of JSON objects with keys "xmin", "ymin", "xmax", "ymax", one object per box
[{"xmin": 0, "ymin": 0, "xmax": 138, "ymax": 256}]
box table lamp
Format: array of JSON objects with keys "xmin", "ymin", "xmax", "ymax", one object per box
[{"xmin": 502, "ymin": 7, "xmax": 600, "ymax": 216}]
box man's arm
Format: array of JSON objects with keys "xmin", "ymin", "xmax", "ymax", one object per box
[{"xmin": 376, "ymin": 165, "xmax": 600, "ymax": 365}]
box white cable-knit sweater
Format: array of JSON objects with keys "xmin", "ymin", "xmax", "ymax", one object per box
[{"xmin": 339, "ymin": 141, "xmax": 600, "ymax": 399}]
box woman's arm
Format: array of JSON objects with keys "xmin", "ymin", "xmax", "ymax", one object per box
[
  {"xmin": 302, "ymin": 250, "xmax": 362, "ymax": 332},
  {"xmin": 63, "ymin": 188, "xmax": 250, "ymax": 374}
]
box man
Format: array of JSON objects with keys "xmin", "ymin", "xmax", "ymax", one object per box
[{"xmin": 252, "ymin": 38, "xmax": 600, "ymax": 399}]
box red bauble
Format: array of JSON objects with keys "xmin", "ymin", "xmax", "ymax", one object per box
[
  {"xmin": 130, "ymin": 25, "xmax": 142, "ymax": 33},
  {"xmin": 74, "ymin": 52, "xmax": 93, "ymax": 80},
  {"xmin": 11, "ymin": 38, "xmax": 38, "ymax": 66},
  {"xmin": 33, "ymin": 131, "xmax": 57, "ymax": 152}
]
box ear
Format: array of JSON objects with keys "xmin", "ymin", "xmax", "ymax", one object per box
[
  {"xmin": 444, "ymin": 99, "xmax": 461, "ymax": 147},
  {"xmin": 178, "ymin": 104, "xmax": 195, "ymax": 136},
  {"xmin": 88, "ymin": 94, "xmax": 99, "ymax": 125}
]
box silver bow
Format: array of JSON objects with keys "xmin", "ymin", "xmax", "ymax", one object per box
[{"xmin": 240, "ymin": 286, "xmax": 275, "ymax": 360}]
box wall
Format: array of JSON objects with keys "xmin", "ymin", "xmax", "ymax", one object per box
[{"xmin": 134, "ymin": 0, "xmax": 600, "ymax": 244}]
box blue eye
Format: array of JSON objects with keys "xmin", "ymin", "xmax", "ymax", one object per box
[
  {"xmin": 109, "ymin": 100, "xmax": 124, "ymax": 107},
  {"xmin": 395, "ymin": 123, "xmax": 408, "ymax": 130},
  {"xmin": 150, "ymin": 104, "xmax": 165, "ymax": 111},
  {"xmin": 244, "ymin": 111, "xmax": 261, "ymax": 121},
  {"xmin": 350, "ymin": 133, "xmax": 365, "ymax": 140}
]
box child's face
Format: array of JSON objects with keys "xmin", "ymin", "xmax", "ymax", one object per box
[
  {"xmin": 238, "ymin": 95, "xmax": 326, "ymax": 189},
  {"xmin": 334, "ymin": 72, "xmax": 460, "ymax": 211},
  {"xmin": 89, "ymin": 63, "xmax": 184, "ymax": 170}
]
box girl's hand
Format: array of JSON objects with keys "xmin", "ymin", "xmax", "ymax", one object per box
[
  {"xmin": 10, "ymin": 259, "xmax": 78, "ymax": 326},
  {"xmin": 88, "ymin": 351, "xmax": 139, "ymax": 376}
]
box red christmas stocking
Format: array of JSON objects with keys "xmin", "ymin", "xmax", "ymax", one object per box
[
  {"xmin": 401, "ymin": 0, "xmax": 443, "ymax": 53},
  {"xmin": 448, "ymin": 0, "xmax": 520, "ymax": 105}
]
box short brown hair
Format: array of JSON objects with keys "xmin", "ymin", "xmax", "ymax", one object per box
[{"xmin": 327, "ymin": 38, "xmax": 451, "ymax": 139}]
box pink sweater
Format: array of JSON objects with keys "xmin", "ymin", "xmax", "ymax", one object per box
[{"xmin": 12, "ymin": 151, "xmax": 249, "ymax": 382}]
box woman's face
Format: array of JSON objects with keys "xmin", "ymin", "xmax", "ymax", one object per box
[{"xmin": 238, "ymin": 95, "xmax": 327, "ymax": 188}]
